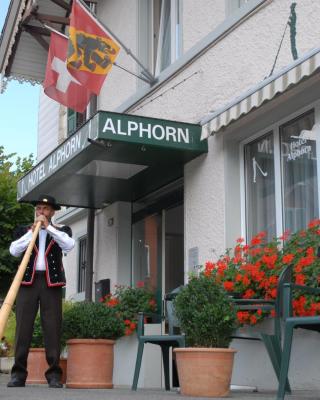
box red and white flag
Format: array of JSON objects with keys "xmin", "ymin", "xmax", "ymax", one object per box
[
  {"xmin": 67, "ymin": 0, "xmax": 120, "ymax": 95},
  {"xmin": 43, "ymin": 30, "xmax": 92, "ymax": 113}
]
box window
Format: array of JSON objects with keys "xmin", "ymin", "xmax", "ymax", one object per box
[
  {"xmin": 67, "ymin": 108, "xmax": 86, "ymax": 137},
  {"xmin": 78, "ymin": 236, "xmax": 87, "ymax": 292},
  {"xmin": 280, "ymin": 111, "xmax": 317, "ymax": 233},
  {"xmin": 244, "ymin": 110, "xmax": 318, "ymax": 240},
  {"xmin": 244, "ymin": 132, "xmax": 276, "ymax": 241},
  {"xmin": 138, "ymin": 0, "xmax": 182, "ymax": 77},
  {"xmin": 226, "ymin": 0, "xmax": 251, "ymax": 15}
]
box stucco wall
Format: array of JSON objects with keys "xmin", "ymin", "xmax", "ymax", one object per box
[
  {"xmin": 37, "ymin": 89, "xmax": 59, "ymax": 161},
  {"xmin": 60, "ymin": 202, "xmax": 131, "ymax": 301},
  {"xmin": 182, "ymin": 0, "xmax": 226, "ymax": 53},
  {"xmin": 97, "ymin": 0, "xmax": 139, "ymax": 111}
]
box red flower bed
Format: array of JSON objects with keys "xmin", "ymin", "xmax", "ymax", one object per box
[{"xmin": 205, "ymin": 220, "xmax": 320, "ymax": 326}]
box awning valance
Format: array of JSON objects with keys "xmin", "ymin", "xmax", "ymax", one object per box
[
  {"xmin": 0, "ymin": 0, "xmax": 71, "ymax": 90},
  {"xmin": 200, "ymin": 46, "xmax": 320, "ymax": 139},
  {"xmin": 17, "ymin": 111, "xmax": 207, "ymax": 208}
]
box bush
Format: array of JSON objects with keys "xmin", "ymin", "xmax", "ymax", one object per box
[
  {"xmin": 174, "ymin": 274, "xmax": 237, "ymax": 348},
  {"xmin": 101, "ymin": 282, "xmax": 157, "ymax": 336},
  {"xmin": 62, "ymin": 301, "xmax": 125, "ymax": 344},
  {"xmin": 31, "ymin": 313, "xmax": 44, "ymax": 348}
]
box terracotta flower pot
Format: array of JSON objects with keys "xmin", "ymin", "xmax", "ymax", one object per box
[
  {"xmin": 174, "ymin": 347, "xmax": 237, "ymax": 397},
  {"xmin": 66, "ymin": 339, "xmax": 115, "ymax": 389},
  {"xmin": 26, "ymin": 348, "xmax": 47, "ymax": 384},
  {"xmin": 26, "ymin": 348, "xmax": 67, "ymax": 384}
]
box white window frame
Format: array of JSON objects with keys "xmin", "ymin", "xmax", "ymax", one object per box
[
  {"xmin": 155, "ymin": 0, "xmax": 182, "ymax": 76},
  {"xmin": 240, "ymin": 99, "xmax": 320, "ymax": 241},
  {"xmin": 226, "ymin": 0, "xmax": 252, "ymax": 16},
  {"xmin": 138, "ymin": 0, "xmax": 182, "ymax": 78}
]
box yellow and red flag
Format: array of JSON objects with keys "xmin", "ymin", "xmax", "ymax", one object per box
[{"xmin": 67, "ymin": 0, "xmax": 120, "ymax": 95}]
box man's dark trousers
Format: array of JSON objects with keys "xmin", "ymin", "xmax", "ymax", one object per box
[{"xmin": 11, "ymin": 271, "xmax": 63, "ymax": 383}]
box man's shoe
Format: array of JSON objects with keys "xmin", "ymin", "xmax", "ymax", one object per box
[
  {"xmin": 48, "ymin": 379, "xmax": 63, "ymax": 388},
  {"xmin": 7, "ymin": 378, "xmax": 25, "ymax": 387}
]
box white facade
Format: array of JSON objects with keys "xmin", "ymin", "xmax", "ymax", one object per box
[{"xmin": 31, "ymin": 0, "xmax": 320, "ymax": 390}]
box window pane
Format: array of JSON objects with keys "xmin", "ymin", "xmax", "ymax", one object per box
[
  {"xmin": 280, "ymin": 110, "xmax": 318, "ymax": 232},
  {"xmin": 159, "ymin": 0, "xmax": 171, "ymax": 71},
  {"xmin": 245, "ymin": 132, "xmax": 276, "ymax": 241},
  {"xmin": 227, "ymin": 0, "xmax": 250, "ymax": 15},
  {"xmin": 132, "ymin": 214, "xmax": 162, "ymax": 309}
]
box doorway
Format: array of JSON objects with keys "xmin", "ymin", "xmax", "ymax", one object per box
[{"xmin": 131, "ymin": 184, "xmax": 184, "ymax": 315}]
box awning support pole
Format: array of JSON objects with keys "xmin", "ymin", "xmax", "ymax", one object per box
[{"xmin": 85, "ymin": 208, "xmax": 95, "ymax": 301}]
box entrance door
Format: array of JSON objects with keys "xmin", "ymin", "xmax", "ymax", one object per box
[
  {"xmin": 164, "ymin": 205, "xmax": 184, "ymax": 295},
  {"xmin": 131, "ymin": 187, "xmax": 184, "ymax": 315}
]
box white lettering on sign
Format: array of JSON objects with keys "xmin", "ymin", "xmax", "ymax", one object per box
[
  {"xmin": 28, "ymin": 163, "xmax": 46, "ymax": 187},
  {"xmin": 139, "ymin": 122, "xmax": 152, "ymax": 139},
  {"xmin": 287, "ymin": 138, "xmax": 312, "ymax": 161},
  {"xmin": 152, "ymin": 125, "xmax": 165, "ymax": 140},
  {"xmin": 18, "ymin": 128, "xmax": 87, "ymax": 199},
  {"xmin": 102, "ymin": 118, "xmax": 190, "ymax": 144},
  {"xmin": 48, "ymin": 132, "xmax": 82, "ymax": 174},
  {"xmin": 127, "ymin": 121, "xmax": 138, "ymax": 136}
]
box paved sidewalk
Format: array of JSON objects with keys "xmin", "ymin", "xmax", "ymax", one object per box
[{"xmin": 0, "ymin": 373, "xmax": 319, "ymax": 400}]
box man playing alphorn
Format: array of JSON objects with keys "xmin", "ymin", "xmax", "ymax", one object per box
[{"xmin": 7, "ymin": 195, "xmax": 74, "ymax": 388}]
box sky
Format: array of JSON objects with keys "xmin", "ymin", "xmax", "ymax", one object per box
[{"xmin": 0, "ymin": 0, "xmax": 39, "ymax": 161}]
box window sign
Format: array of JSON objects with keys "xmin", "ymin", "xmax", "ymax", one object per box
[
  {"xmin": 280, "ymin": 111, "xmax": 318, "ymax": 233},
  {"xmin": 244, "ymin": 132, "xmax": 276, "ymax": 241}
]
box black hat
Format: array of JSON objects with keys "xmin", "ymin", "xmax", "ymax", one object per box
[{"xmin": 31, "ymin": 195, "xmax": 61, "ymax": 210}]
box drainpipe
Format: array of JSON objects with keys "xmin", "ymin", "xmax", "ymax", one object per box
[
  {"xmin": 85, "ymin": 208, "xmax": 95, "ymax": 301},
  {"xmin": 85, "ymin": 0, "xmax": 97, "ymax": 301}
]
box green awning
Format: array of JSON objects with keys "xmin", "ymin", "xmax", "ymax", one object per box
[{"xmin": 18, "ymin": 111, "xmax": 207, "ymax": 208}]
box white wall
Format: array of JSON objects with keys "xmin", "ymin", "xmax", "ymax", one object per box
[
  {"xmin": 97, "ymin": 0, "xmax": 138, "ymax": 111},
  {"xmin": 37, "ymin": 89, "xmax": 60, "ymax": 161},
  {"xmin": 182, "ymin": 0, "xmax": 226, "ymax": 53},
  {"xmin": 59, "ymin": 201, "xmax": 132, "ymax": 301}
]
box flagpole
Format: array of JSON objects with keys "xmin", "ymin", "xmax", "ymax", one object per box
[
  {"xmin": 79, "ymin": 0, "xmax": 157, "ymax": 85},
  {"xmin": 113, "ymin": 62, "xmax": 152, "ymax": 84}
]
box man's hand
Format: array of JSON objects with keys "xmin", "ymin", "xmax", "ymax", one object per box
[{"xmin": 32, "ymin": 215, "xmax": 49, "ymax": 230}]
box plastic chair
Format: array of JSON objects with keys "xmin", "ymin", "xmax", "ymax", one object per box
[
  {"xmin": 131, "ymin": 287, "xmax": 185, "ymax": 391},
  {"xmin": 276, "ymin": 280, "xmax": 320, "ymax": 400},
  {"xmin": 231, "ymin": 264, "xmax": 293, "ymax": 394}
]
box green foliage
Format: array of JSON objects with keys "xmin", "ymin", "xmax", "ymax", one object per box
[
  {"xmin": 62, "ymin": 301, "xmax": 125, "ymax": 344},
  {"xmin": 0, "ymin": 146, "xmax": 34, "ymax": 294},
  {"xmin": 1, "ymin": 311, "xmax": 16, "ymax": 356},
  {"xmin": 102, "ymin": 283, "xmax": 157, "ymax": 335},
  {"xmin": 30, "ymin": 314, "xmax": 44, "ymax": 348},
  {"xmin": 174, "ymin": 274, "xmax": 237, "ymax": 348},
  {"xmin": 30, "ymin": 302, "xmax": 74, "ymax": 349}
]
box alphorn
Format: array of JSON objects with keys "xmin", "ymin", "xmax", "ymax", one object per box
[{"xmin": 0, "ymin": 221, "xmax": 42, "ymax": 340}]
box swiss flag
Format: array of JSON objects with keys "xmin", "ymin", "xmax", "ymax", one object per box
[{"xmin": 43, "ymin": 30, "xmax": 92, "ymax": 113}]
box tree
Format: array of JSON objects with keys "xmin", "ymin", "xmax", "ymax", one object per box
[{"xmin": 0, "ymin": 146, "xmax": 34, "ymax": 296}]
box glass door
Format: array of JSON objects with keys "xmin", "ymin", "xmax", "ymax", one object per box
[
  {"xmin": 131, "ymin": 184, "xmax": 184, "ymax": 316},
  {"xmin": 132, "ymin": 213, "xmax": 163, "ymax": 312},
  {"xmin": 164, "ymin": 205, "xmax": 184, "ymax": 294}
]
